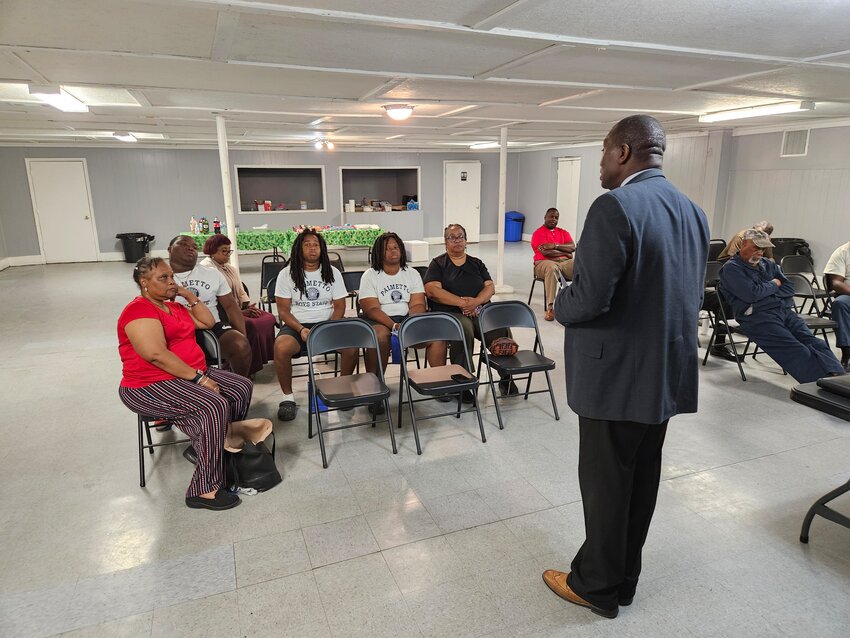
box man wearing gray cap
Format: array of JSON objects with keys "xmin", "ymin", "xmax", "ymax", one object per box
[{"xmin": 719, "ymin": 229, "xmax": 844, "ymax": 382}]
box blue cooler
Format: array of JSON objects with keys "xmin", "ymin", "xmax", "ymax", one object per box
[{"xmin": 505, "ymin": 211, "xmax": 525, "ymax": 242}]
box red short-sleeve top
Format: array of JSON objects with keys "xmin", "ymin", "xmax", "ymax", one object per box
[{"xmin": 117, "ymin": 297, "xmax": 206, "ymax": 388}]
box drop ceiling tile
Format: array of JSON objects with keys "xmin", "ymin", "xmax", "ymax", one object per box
[
  {"xmin": 498, "ymin": 0, "xmax": 850, "ymax": 59},
  {"xmin": 252, "ymin": 0, "xmax": 515, "ymax": 25},
  {"xmin": 382, "ymin": 79, "xmax": 586, "ymax": 105},
  {"xmin": 0, "ymin": 0, "xmax": 217, "ymax": 58},
  {"xmin": 15, "ymin": 50, "xmax": 390, "ymax": 100},
  {"xmin": 710, "ymin": 67, "xmax": 850, "ymax": 102},
  {"xmin": 230, "ymin": 14, "xmax": 545, "ymax": 77},
  {"xmin": 563, "ymin": 89, "xmax": 791, "ymax": 114},
  {"xmin": 499, "ymin": 46, "xmax": 780, "ymax": 90}
]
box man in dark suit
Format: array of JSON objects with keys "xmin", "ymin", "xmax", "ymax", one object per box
[{"xmin": 543, "ymin": 115, "xmax": 709, "ymax": 619}]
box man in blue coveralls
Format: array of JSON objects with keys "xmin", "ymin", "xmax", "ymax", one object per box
[{"xmin": 719, "ymin": 229, "xmax": 844, "ymax": 383}]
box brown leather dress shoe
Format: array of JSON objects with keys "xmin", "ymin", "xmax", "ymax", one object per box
[
  {"xmin": 544, "ymin": 308, "xmax": 555, "ymax": 321},
  {"xmin": 542, "ymin": 570, "xmax": 618, "ymax": 619}
]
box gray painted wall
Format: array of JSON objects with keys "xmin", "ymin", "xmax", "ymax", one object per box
[
  {"xmin": 512, "ymin": 135, "xmax": 712, "ymax": 237},
  {"xmin": 0, "ymin": 147, "xmax": 519, "ymax": 259},
  {"xmin": 722, "ymin": 126, "xmax": 850, "ymax": 271}
]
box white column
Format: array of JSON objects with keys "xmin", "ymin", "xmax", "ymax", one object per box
[
  {"xmin": 495, "ymin": 126, "xmax": 513, "ymax": 294},
  {"xmin": 215, "ymin": 115, "xmax": 239, "ymax": 272}
]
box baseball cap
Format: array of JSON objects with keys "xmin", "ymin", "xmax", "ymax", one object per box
[{"xmin": 742, "ymin": 229, "xmax": 774, "ymax": 248}]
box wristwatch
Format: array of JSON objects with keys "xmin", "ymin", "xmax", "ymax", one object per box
[{"xmin": 191, "ymin": 369, "xmax": 204, "ymax": 383}]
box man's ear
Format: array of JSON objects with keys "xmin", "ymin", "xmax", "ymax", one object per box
[{"xmin": 617, "ymin": 143, "xmax": 631, "ymax": 165}]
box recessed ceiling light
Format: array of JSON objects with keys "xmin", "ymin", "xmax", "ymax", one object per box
[
  {"xmin": 28, "ymin": 85, "xmax": 89, "ymax": 113},
  {"xmin": 698, "ymin": 101, "xmax": 815, "ymax": 123},
  {"xmin": 112, "ymin": 132, "xmax": 137, "ymax": 142},
  {"xmin": 383, "ymin": 105, "xmax": 414, "ymax": 121}
]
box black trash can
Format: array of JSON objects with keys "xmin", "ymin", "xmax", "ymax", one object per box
[
  {"xmin": 116, "ymin": 233, "xmax": 155, "ymax": 263},
  {"xmin": 505, "ymin": 211, "xmax": 525, "ymax": 242}
]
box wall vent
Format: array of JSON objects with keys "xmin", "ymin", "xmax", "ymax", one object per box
[{"xmin": 781, "ymin": 129, "xmax": 809, "ymax": 157}]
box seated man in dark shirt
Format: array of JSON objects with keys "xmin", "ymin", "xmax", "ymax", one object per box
[{"xmin": 718, "ymin": 230, "xmax": 844, "ymax": 383}]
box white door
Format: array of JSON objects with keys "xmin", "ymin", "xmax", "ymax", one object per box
[
  {"xmin": 444, "ymin": 160, "xmax": 481, "ymax": 243},
  {"xmin": 556, "ymin": 158, "xmax": 582, "ymax": 240},
  {"xmin": 27, "ymin": 159, "xmax": 99, "ymax": 263}
]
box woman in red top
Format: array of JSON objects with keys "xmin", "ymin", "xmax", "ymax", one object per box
[{"xmin": 118, "ymin": 257, "xmax": 253, "ymax": 511}]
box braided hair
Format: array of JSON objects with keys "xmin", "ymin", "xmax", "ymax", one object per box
[
  {"xmin": 132, "ymin": 256, "xmax": 166, "ymax": 289},
  {"xmin": 370, "ymin": 232, "xmax": 408, "ymax": 272},
  {"xmin": 288, "ymin": 229, "xmax": 334, "ymax": 297}
]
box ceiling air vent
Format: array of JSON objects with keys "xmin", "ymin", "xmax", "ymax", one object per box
[{"xmin": 781, "ymin": 129, "xmax": 809, "ymax": 157}]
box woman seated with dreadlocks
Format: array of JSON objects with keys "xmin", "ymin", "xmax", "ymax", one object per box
[
  {"xmin": 273, "ymin": 229, "xmax": 357, "ymax": 422},
  {"xmin": 359, "ymin": 231, "xmax": 446, "ymax": 372}
]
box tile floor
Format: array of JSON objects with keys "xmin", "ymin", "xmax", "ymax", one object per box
[{"xmin": 1, "ymin": 241, "xmax": 849, "ymax": 637}]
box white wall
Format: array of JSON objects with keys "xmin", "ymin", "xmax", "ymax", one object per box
[{"xmin": 722, "ymin": 126, "xmax": 850, "ymax": 271}]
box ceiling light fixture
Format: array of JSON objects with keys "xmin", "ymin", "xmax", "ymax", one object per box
[
  {"xmin": 383, "ymin": 104, "xmax": 414, "ymax": 121},
  {"xmin": 469, "ymin": 141, "xmax": 500, "ymax": 150},
  {"xmin": 698, "ymin": 101, "xmax": 815, "ymax": 123},
  {"xmin": 28, "ymin": 85, "xmax": 89, "ymax": 113},
  {"xmin": 112, "ymin": 132, "xmax": 137, "ymax": 142},
  {"xmin": 314, "ymin": 140, "xmax": 323, "ymax": 150},
  {"xmin": 313, "ymin": 139, "xmax": 334, "ymax": 150}
]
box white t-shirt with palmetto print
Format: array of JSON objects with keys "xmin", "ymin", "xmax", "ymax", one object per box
[
  {"xmin": 275, "ymin": 264, "xmax": 347, "ymax": 323},
  {"xmin": 358, "ymin": 267, "xmax": 425, "ymax": 317}
]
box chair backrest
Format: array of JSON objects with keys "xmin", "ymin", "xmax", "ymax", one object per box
[
  {"xmin": 307, "ymin": 318, "xmax": 378, "ymax": 356},
  {"xmin": 328, "ymin": 251, "xmax": 345, "ymax": 272},
  {"xmin": 265, "ymin": 274, "xmax": 280, "ymax": 304},
  {"xmin": 786, "ymin": 273, "xmax": 825, "ymax": 315},
  {"xmin": 196, "ymin": 329, "xmax": 223, "ymax": 367},
  {"xmin": 261, "ymin": 259, "xmax": 288, "ymax": 294},
  {"xmin": 478, "ymin": 300, "xmax": 538, "ymax": 333},
  {"xmin": 708, "ymin": 239, "xmax": 726, "ymax": 262},
  {"xmin": 413, "ymin": 265, "xmax": 429, "ymax": 280},
  {"xmin": 704, "ymin": 260, "xmax": 723, "ymax": 287},
  {"xmin": 398, "ymin": 312, "xmax": 464, "ymax": 348},
  {"xmin": 342, "ymin": 270, "xmax": 364, "ymax": 294},
  {"xmin": 780, "ymin": 254, "xmax": 814, "ymax": 277}
]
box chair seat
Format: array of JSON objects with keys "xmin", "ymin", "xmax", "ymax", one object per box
[
  {"xmin": 802, "ymin": 317, "xmax": 838, "ymax": 330},
  {"xmin": 407, "ymin": 364, "xmax": 477, "ymax": 394},
  {"xmin": 485, "ymin": 350, "xmax": 555, "ymax": 374},
  {"xmin": 315, "ymin": 372, "xmax": 388, "ymax": 406}
]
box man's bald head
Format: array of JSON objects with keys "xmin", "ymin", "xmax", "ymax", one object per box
[{"xmin": 599, "ymin": 115, "xmax": 666, "ymax": 190}]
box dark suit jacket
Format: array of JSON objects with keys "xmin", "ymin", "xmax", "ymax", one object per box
[{"xmin": 554, "ymin": 169, "xmax": 709, "ymax": 424}]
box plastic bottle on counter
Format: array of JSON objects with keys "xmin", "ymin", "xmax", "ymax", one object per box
[
  {"xmin": 213, "ymin": 217, "xmax": 221, "ymax": 234},
  {"xmin": 189, "ymin": 216, "xmax": 197, "ymax": 234}
]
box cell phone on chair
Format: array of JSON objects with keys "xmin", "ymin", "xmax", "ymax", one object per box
[{"xmin": 451, "ymin": 373, "xmax": 469, "ymax": 383}]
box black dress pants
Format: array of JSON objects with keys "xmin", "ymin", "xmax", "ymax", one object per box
[{"xmin": 569, "ymin": 416, "xmax": 669, "ymax": 610}]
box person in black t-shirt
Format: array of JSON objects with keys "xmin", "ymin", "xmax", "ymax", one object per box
[{"xmin": 423, "ymin": 224, "xmax": 517, "ymax": 398}]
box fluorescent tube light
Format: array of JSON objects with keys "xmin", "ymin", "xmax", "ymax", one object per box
[
  {"xmin": 698, "ymin": 101, "xmax": 815, "ymax": 123},
  {"xmin": 28, "ymin": 85, "xmax": 89, "ymax": 113},
  {"xmin": 113, "ymin": 132, "xmax": 137, "ymax": 142},
  {"xmin": 469, "ymin": 141, "xmax": 500, "ymax": 149},
  {"xmin": 383, "ymin": 104, "xmax": 414, "ymax": 121}
]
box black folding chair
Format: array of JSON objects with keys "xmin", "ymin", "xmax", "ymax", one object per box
[
  {"xmin": 137, "ymin": 329, "xmax": 222, "ymax": 487},
  {"xmin": 397, "ymin": 313, "xmax": 486, "ymax": 455},
  {"xmin": 260, "ymin": 257, "xmax": 288, "ymax": 314},
  {"xmin": 476, "ymin": 301, "xmax": 559, "ymax": 430},
  {"xmin": 342, "ymin": 270, "xmax": 364, "ymax": 311},
  {"xmin": 786, "ymin": 273, "xmax": 837, "ymax": 346},
  {"xmin": 707, "ymin": 238, "xmax": 727, "ymax": 262},
  {"xmin": 780, "ymin": 255, "xmax": 830, "ymax": 314},
  {"xmin": 702, "ymin": 262, "xmax": 748, "ymax": 381},
  {"xmin": 306, "ymin": 318, "xmax": 395, "ymax": 468},
  {"xmin": 328, "ymin": 251, "xmax": 345, "ymax": 273}
]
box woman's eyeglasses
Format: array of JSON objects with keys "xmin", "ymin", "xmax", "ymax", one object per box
[{"xmin": 445, "ymin": 235, "xmax": 466, "ymax": 242}]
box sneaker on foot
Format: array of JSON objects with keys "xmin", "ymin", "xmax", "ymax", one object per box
[
  {"xmin": 368, "ymin": 402, "xmax": 386, "ymax": 415},
  {"xmin": 498, "ymin": 378, "xmax": 519, "ymax": 396},
  {"xmin": 277, "ymin": 400, "xmax": 297, "ymax": 421}
]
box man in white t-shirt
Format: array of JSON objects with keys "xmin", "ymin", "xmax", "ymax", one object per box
[
  {"xmin": 168, "ymin": 235, "xmax": 252, "ymax": 377},
  {"xmin": 824, "ymin": 240, "xmax": 850, "ymax": 371},
  {"xmin": 359, "ymin": 232, "xmax": 446, "ymax": 372},
  {"xmin": 273, "ymin": 230, "xmax": 355, "ymax": 421}
]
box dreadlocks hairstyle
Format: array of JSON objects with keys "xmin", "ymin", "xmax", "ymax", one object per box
[
  {"xmin": 133, "ymin": 256, "xmax": 166, "ymax": 288},
  {"xmin": 288, "ymin": 228, "xmax": 334, "ymax": 297},
  {"xmin": 370, "ymin": 232, "xmax": 408, "ymax": 272}
]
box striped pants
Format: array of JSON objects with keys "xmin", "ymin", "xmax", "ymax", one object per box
[{"xmin": 119, "ymin": 368, "xmax": 253, "ymax": 497}]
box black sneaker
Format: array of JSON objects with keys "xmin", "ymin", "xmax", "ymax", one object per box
[
  {"xmin": 185, "ymin": 490, "xmax": 241, "ymax": 511},
  {"xmin": 709, "ymin": 345, "xmax": 740, "ymax": 362},
  {"xmin": 277, "ymin": 400, "xmax": 297, "ymax": 421},
  {"xmin": 182, "ymin": 445, "xmax": 198, "ymax": 465},
  {"xmin": 498, "ymin": 378, "xmax": 519, "ymax": 396},
  {"xmin": 368, "ymin": 402, "xmax": 386, "ymax": 415},
  {"xmin": 462, "ymin": 390, "xmax": 476, "ymax": 404},
  {"xmin": 436, "ymin": 394, "xmax": 455, "ymax": 403}
]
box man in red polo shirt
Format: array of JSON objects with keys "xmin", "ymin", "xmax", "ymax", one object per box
[{"xmin": 531, "ymin": 207, "xmax": 575, "ymax": 321}]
